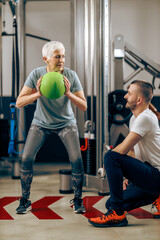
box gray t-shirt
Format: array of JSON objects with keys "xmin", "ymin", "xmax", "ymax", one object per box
[
  {"xmin": 129, "ymin": 108, "xmax": 160, "ymax": 171},
  {"xmin": 25, "ymin": 66, "xmax": 83, "ymax": 129}
]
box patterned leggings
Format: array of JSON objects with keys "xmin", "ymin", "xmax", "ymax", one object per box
[{"xmin": 20, "ymin": 124, "xmax": 84, "ymax": 199}]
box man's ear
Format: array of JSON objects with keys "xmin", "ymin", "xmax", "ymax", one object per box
[{"xmin": 137, "ymin": 96, "xmax": 143, "ymax": 105}]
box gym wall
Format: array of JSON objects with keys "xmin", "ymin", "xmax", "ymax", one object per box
[
  {"xmin": 25, "ymin": 1, "xmax": 71, "ymax": 80},
  {"xmin": 2, "ymin": 0, "xmax": 160, "ymax": 96},
  {"xmin": 110, "ymin": 0, "xmax": 160, "ymax": 95}
]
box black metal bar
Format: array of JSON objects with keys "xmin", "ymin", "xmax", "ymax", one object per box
[
  {"xmin": 1, "ymin": 32, "xmax": 15, "ymax": 36},
  {"xmin": 2, "ymin": 32, "xmax": 51, "ymax": 42},
  {"xmin": 15, "ymin": 141, "xmax": 25, "ymax": 144},
  {"xmin": 8, "ymin": 1, "xmax": 15, "ymax": 16},
  {"xmin": 26, "ymin": 33, "xmax": 51, "ymax": 42}
]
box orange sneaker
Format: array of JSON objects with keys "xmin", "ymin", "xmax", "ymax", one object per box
[
  {"xmin": 152, "ymin": 195, "xmax": 160, "ymax": 218},
  {"xmin": 88, "ymin": 210, "xmax": 128, "ymax": 227}
]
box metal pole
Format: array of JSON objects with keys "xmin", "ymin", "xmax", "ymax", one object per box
[
  {"xmin": 90, "ymin": 0, "xmax": 95, "ymax": 132},
  {"xmin": 103, "ymin": 0, "xmax": 110, "ymax": 147},
  {"xmin": 72, "ymin": 0, "xmax": 86, "ymax": 137},
  {"xmin": 0, "ymin": 2, "xmax": 3, "ymax": 118},
  {"xmin": 96, "ymin": 0, "xmax": 110, "ymax": 170},
  {"xmin": 17, "ymin": 0, "xmax": 25, "ymax": 90},
  {"xmin": 96, "ymin": 0, "xmax": 102, "ymax": 171},
  {"xmin": 17, "ymin": 0, "xmax": 26, "ymax": 152}
]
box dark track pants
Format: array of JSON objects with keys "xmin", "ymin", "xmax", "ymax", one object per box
[{"xmin": 104, "ymin": 151, "xmax": 160, "ymax": 213}]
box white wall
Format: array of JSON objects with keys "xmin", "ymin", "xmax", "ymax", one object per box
[
  {"xmin": 1, "ymin": 0, "xmax": 160, "ymax": 96},
  {"xmin": 2, "ymin": 3, "xmax": 13, "ymax": 96},
  {"xmin": 25, "ymin": 1, "xmax": 71, "ymax": 78},
  {"xmin": 110, "ymin": 0, "xmax": 160, "ymax": 96}
]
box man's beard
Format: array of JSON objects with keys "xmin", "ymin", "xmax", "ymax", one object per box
[{"xmin": 126, "ymin": 101, "xmax": 137, "ymax": 111}]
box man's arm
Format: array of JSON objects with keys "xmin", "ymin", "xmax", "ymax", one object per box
[
  {"xmin": 127, "ymin": 148, "xmax": 135, "ymax": 158},
  {"xmin": 113, "ymin": 131, "xmax": 142, "ymax": 155}
]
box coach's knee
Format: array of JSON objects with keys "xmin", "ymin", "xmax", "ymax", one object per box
[
  {"xmin": 104, "ymin": 151, "xmax": 120, "ymax": 170},
  {"xmin": 104, "ymin": 151, "xmax": 114, "ymax": 165}
]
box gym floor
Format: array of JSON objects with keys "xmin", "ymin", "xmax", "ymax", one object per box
[{"xmin": 0, "ymin": 163, "xmax": 160, "ymax": 240}]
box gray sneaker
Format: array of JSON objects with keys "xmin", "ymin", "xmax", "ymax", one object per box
[
  {"xmin": 16, "ymin": 198, "xmax": 32, "ymax": 214},
  {"xmin": 70, "ymin": 197, "xmax": 86, "ymax": 213}
]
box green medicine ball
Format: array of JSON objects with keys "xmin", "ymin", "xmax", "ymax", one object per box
[{"xmin": 40, "ymin": 72, "xmax": 65, "ymax": 99}]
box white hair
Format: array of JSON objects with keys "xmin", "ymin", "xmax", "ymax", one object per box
[{"xmin": 42, "ymin": 41, "xmax": 65, "ymax": 59}]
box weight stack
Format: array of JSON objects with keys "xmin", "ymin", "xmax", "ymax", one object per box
[{"xmin": 80, "ymin": 137, "xmax": 96, "ymax": 175}]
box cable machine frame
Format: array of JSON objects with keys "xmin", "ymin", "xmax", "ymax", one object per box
[{"xmin": 0, "ymin": 0, "xmax": 111, "ymax": 194}]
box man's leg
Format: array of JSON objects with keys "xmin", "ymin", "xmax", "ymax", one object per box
[
  {"xmin": 104, "ymin": 151, "xmax": 160, "ymax": 214},
  {"xmin": 106, "ymin": 182, "xmax": 158, "ymax": 212},
  {"xmin": 88, "ymin": 151, "xmax": 160, "ymax": 227},
  {"xmin": 58, "ymin": 125, "xmax": 85, "ymax": 213},
  {"xmin": 16, "ymin": 124, "xmax": 48, "ymax": 214},
  {"xmin": 104, "ymin": 151, "xmax": 160, "ymax": 213}
]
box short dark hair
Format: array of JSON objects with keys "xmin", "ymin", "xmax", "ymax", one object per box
[{"xmin": 130, "ymin": 80, "xmax": 153, "ymax": 102}]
